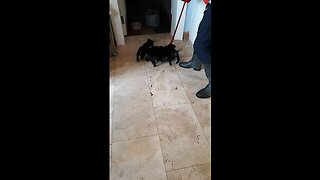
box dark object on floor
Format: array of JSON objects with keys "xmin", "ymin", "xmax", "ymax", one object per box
[
  {"xmin": 196, "ymin": 84, "xmax": 211, "ymax": 98},
  {"xmin": 146, "ymin": 43, "xmax": 180, "ymax": 67},
  {"xmin": 179, "ymin": 52, "xmax": 201, "ymax": 71},
  {"xmin": 146, "ymin": 45, "xmax": 165, "ymax": 67},
  {"xmin": 164, "ymin": 44, "xmax": 180, "ymax": 65},
  {"xmin": 196, "ymin": 64, "xmax": 212, "ymax": 98},
  {"xmin": 136, "ymin": 39, "xmax": 154, "ymax": 62}
]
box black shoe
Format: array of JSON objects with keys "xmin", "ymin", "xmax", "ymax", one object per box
[
  {"xmin": 179, "ymin": 61, "xmax": 201, "ymax": 71},
  {"xmin": 196, "ymin": 84, "xmax": 211, "ymax": 98}
]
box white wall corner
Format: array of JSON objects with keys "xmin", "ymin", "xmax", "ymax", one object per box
[{"xmin": 110, "ymin": 0, "xmax": 125, "ymax": 46}]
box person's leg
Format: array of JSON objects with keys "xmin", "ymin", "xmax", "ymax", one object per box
[
  {"xmin": 196, "ymin": 63, "xmax": 211, "ymax": 98},
  {"xmin": 179, "ymin": 52, "xmax": 202, "ymax": 71}
]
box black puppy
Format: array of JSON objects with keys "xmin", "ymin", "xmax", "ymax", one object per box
[
  {"xmin": 163, "ymin": 43, "xmax": 180, "ymax": 65},
  {"xmin": 146, "ymin": 45, "xmax": 165, "ymax": 67},
  {"xmin": 136, "ymin": 39, "xmax": 154, "ymax": 62},
  {"xmin": 146, "ymin": 43, "xmax": 180, "ymax": 67}
]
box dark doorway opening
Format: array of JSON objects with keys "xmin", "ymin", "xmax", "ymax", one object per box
[{"xmin": 125, "ymin": 0, "xmax": 171, "ymax": 36}]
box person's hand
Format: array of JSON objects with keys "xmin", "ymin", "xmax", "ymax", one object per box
[{"xmin": 181, "ymin": 0, "xmax": 191, "ymax": 3}]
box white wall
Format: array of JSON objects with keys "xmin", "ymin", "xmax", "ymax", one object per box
[
  {"xmin": 184, "ymin": 0, "xmax": 207, "ymax": 44},
  {"xmin": 110, "ymin": 0, "xmax": 125, "ymax": 46},
  {"xmin": 117, "ymin": 0, "xmax": 127, "ymax": 36}
]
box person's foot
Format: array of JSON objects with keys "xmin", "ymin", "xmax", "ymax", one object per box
[
  {"xmin": 179, "ymin": 61, "xmax": 201, "ymax": 71},
  {"xmin": 196, "ymin": 84, "xmax": 211, "ymax": 98}
]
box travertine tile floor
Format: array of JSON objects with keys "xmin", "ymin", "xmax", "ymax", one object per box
[{"xmin": 110, "ymin": 33, "xmax": 211, "ymax": 180}]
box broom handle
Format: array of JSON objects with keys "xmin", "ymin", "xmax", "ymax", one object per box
[{"xmin": 169, "ymin": 2, "xmax": 186, "ymax": 44}]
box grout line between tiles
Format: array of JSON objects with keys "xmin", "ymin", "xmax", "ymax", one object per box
[
  {"xmin": 175, "ymin": 66, "xmax": 194, "ymax": 103},
  {"xmin": 153, "ymin": 101, "xmax": 191, "ymax": 109},
  {"xmin": 111, "ymin": 133, "xmax": 159, "ymax": 144},
  {"xmin": 190, "ymin": 100, "xmax": 212, "ymax": 151},
  {"xmin": 191, "ymin": 100, "xmax": 212, "ymax": 151},
  {"xmin": 166, "ymin": 162, "xmax": 211, "ymax": 173}
]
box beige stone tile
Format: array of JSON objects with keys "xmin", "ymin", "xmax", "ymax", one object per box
[
  {"xmin": 146, "ymin": 68, "xmax": 189, "ymax": 108},
  {"xmin": 109, "ymin": 107, "xmax": 113, "ymax": 144},
  {"xmin": 110, "ymin": 92, "xmax": 114, "ymax": 144},
  {"xmin": 176, "ymin": 67, "xmax": 207, "ymax": 86},
  {"xmin": 146, "ymin": 68, "xmax": 181, "ymax": 90},
  {"xmin": 176, "ymin": 66, "xmax": 211, "ymax": 105},
  {"xmin": 150, "ymin": 90, "xmax": 190, "ymax": 108},
  {"xmin": 192, "ymin": 99, "xmax": 211, "ymax": 147},
  {"xmin": 110, "ymin": 57, "xmax": 116, "ymax": 89},
  {"xmin": 145, "ymin": 60, "xmax": 177, "ymax": 75},
  {"xmin": 109, "ymin": 90, "xmax": 113, "ymax": 144},
  {"xmin": 110, "ymin": 75, "xmax": 115, "ymax": 97},
  {"xmin": 167, "ymin": 163, "xmax": 211, "ymax": 180},
  {"xmin": 110, "ymin": 56, "xmax": 116, "ymax": 73},
  {"xmin": 111, "ymin": 136, "xmax": 167, "ymax": 180},
  {"xmin": 155, "ymin": 103, "xmax": 211, "ymax": 171},
  {"xmin": 109, "ymin": 145, "xmax": 112, "ymax": 173},
  {"xmin": 112, "ymin": 88, "xmax": 157, "ymax": 142},
  {"xmin": 115, "ymin": 57, "xmax": 145, "ymax": 75},
  {"xmin": 182, "ymin": 83, "xmax": 209, "ymax": 104},
  {"xmin": 115, "ymin": 73, "xmax": 148, "ymax": 92},
  {"xmin": 114, "ymin": 57, "xmax": 133, "ymax": 68},
  {"xmin": 182, "ymin": 81, "xmax": 211, "ymax": 147},
  {"xmin": 115, "ymin": 43, "xmax": 137, "ymax": 60},
  {"xmin": 180, "ymin": 75, "xmax": 211, "ymax": 146},
  {"xmin": 110, "ymin": 59, "xmax": 115, "ymax": 145},
  {"xmin": 114, "ymin": 63, "xmax": 148, "ymax": 92},
  {"xmin": 129, "ymin": 61, "xmax": 148, "ymax": 76}
]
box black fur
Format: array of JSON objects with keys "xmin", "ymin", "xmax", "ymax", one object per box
[
  {"xmin": 146, "ymin": 43, "xmax": 180, "ymax": 67},
  {"xmin": 136, "ymin": 39, "xmax": 154, "ymax": 62},
  {"xmin": 164, "ymin": 43, "xmax": 180, "ymax": 65},
  {"xmin": 146, "ymin": 46, "xmax": 165, "ymax": 67}
]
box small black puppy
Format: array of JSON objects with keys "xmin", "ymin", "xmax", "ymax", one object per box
[
  {"xmin": 136, "ymin": 39, "xmax": 154, "ymax": 62},
  {"xmin": 163, "ymin": 43, "xmax": 180, "ymax": 65},
  {"xmin": 146, "ymin": 43, "xmax": 180, "ymax": 67},
  {"xmin": 146, "ymin": 45, "xmax": 165, "ymax": 67}
]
